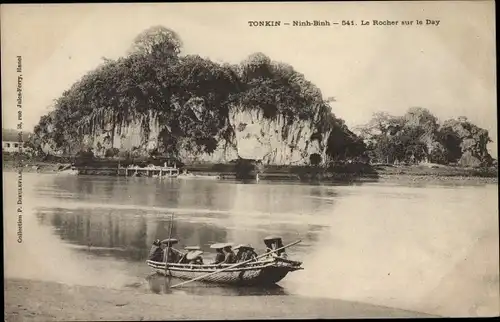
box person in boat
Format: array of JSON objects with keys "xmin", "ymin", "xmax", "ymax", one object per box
[
  {"xmin": 222, "ymin": 245, "xmax": 237, "ymax": 264},
  {"xmin": 148, "ymin": 239, "xmax": 164, "ymax": 262},
  {"xmin": 264, "ymin": 236, "xmax": 288, "ymax": 259},
  {"xmin": 234, "ymin": 244, "xmax": 258, "ymax": 262},
  {"xmin": 187, "ymin": 250, "xmax": 204, "ymax": 265},
  {"xmin": 179, "ymin": 246, "xmax": 204, "ymax": 264},
  {"xmin": 161, "ymin": 238, "xmax": 182, "ymax": 263},
  {"xmin": 211, "ymin": 244, "xmax": 226, "ymax": 264}
]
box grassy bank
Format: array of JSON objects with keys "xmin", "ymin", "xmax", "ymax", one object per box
[
  {"xmin": 4, "ymin": 278, "xmax": 435, "ymax": 320},
  {"xmin": 372, "ymin": 164, "xmax": 498, "ymax": 177}
]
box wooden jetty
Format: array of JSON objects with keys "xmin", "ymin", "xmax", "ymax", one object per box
[{"xmin": 76, "ymin": 164, "xmax": 180, "ymax": 177}]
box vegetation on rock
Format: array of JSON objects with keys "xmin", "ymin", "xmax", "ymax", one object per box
[
  {"xmin": 29, "ymin": 26, "xmax": 364, "ymax": 165},
  {"xmin": 28, "ymin": 27, "xmax": 493, "ymax": 169},
  {"xmin": 355, "ymin": 107, "xmax": 493, "ymax": 167}
]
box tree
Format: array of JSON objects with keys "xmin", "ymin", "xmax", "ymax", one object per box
[
  {"xmin": 105, "ymin": 147, "xmax": 119, "ymax": 158},
  {"xmin": 309, "ymin": 153, "xmax": 322, "ymax": 166},
  {"xmin": 428, "ymin": 142, "xmax": 447, "ymax": 164},
  {"xmin": 403, "ymin": 107, "xmax": 438, "ymax": 133},
  {"xmin": 358, "ymin": 107, "xmax": 492, "ymax": 166},
  {"xmin": 129, "ymin": 26, "xmax": 183, "ymax": 57},
  {"xmin": 32, "ymin": 27, "xmax": 366, "ymax": 165}
]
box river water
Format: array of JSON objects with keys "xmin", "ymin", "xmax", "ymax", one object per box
[{"xmin": 3, "ymin": 171, "xmax": 499, "ymax": 317}]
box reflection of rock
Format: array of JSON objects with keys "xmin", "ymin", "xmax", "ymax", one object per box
[
  {"xmin": 41, "ymin": 208, "xmax": 229, "ymax": 262},
  {"xmin": 44, "ymin": 209, "xmax": 149, "ymax": 261}
]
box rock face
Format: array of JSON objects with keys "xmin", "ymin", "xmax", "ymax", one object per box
[
  {"xmin": 85, "ymin": 109, "xmax": 327, "ymax": 166},
  {"xmin": 228, "ymin": 109, "xmax": 324, "ymax": 164},
  {"xmin": 458, "ymin": 151, "xmax": 483, "ymax": 168}
]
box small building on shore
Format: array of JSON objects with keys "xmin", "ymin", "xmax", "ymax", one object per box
[{"xmin": 2, "ymin": 129, "xmax": 32, "ymax": 153}]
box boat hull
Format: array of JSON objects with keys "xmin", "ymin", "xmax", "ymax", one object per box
[
  {"xmin": 146, "ymin": 259, "xmax": 301, "ymax": 286},
  {"xmin": 178, "ymin": 175, "xmax": 219, "ymax": 180}
]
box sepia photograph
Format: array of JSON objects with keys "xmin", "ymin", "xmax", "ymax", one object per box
[{"xmin": 2, "ymin": 1, "xmax": 498, "ymax": 320}]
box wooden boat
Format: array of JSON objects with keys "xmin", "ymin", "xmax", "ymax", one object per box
[
  {"xmin": 177, "ymin": 171, "xmax": 220, "ymax": 180},
  {"xmin": 146, "ymin": 256, "xmax": 303, "ymax": 286}
]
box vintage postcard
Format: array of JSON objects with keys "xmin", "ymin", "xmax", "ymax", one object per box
[{"xmin": 2, "ymin": 1, "xmax": 498, "ymax": 320}]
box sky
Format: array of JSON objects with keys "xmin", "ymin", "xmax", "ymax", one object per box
[{"xmin": 1, "ymin": 2, "xmax": 497, "ymax": 156}]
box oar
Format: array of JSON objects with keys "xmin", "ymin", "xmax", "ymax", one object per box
[
  {"xmin": 170, "ymin": 239, "xmax": 301, "ymax": 288},
  {"xmin": 163, "ymin": 213, "xmax": 174, "ymax": 277}
]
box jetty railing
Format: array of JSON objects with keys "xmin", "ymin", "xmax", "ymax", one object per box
[{"xmin": 75, "ymin": 164, "xmax": 180, "ymax": 177}]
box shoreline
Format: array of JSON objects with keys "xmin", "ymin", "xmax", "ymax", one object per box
[
  {"xmin": 4, "ymin": 278, "xmax": 436, "ymax": 320},
  {"xmin": 376, "ymin": 173, "xmax": 498, "ymax": 184},
  {"xmin": 2, "ymin": 161, "xmax": 497, "ymax": 184}
]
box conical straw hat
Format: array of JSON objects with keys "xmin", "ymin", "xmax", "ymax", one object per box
[
  {"xmin": 186, "ymin": 250, "xmax": 204, "ymax": 260},
  {"xmin": 210, "ymin": 242, "xmax": 233, "ymax": 249}
]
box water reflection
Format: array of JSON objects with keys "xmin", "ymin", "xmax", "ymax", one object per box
[
  {"xmin": 36, "ymin": 205, "xmax": 314, "ymax": 263},
  {"xmin": 30, "ymin": 175, "xmax": 330, "ymax": 297},
  {"xmin": 145, "ymin": 273, "xmax": 288, "ymax": 296},
  {"xmin": 44, "ymin": 175, "xmax": 341, "ymax": 216},
  {"xmin": 34, "ymin": 176, "xmax": 331, "ymax": 255},
  {"xmin": 36, "ymin": 208, "xmax": 230, "ymax": 262},
  {"xmin": 10, "ymin": 172, "xmax": 497, "ymax": 316}
]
